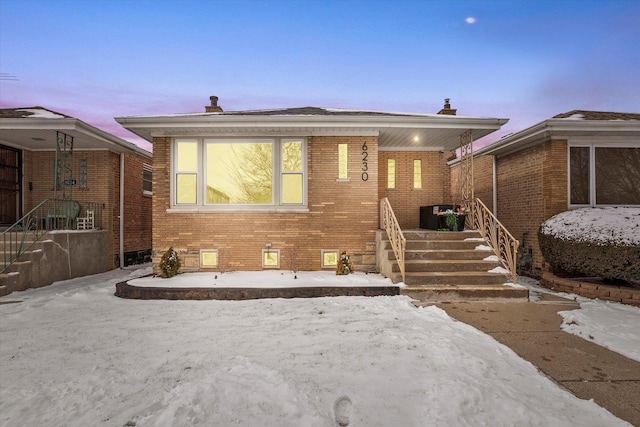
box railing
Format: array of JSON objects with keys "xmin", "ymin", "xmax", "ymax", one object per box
[
  {"xmin": 1, "ymin": 199, "xmax": 50, "ymax": 273},
  {"xmin": 380, "ymin": 197, "xmax": 406, "ymax": 282},
  {"xmin": 469, "ymin": 198, "xmax": 518, "ymax": 283},
  {"xmin": 1, "ymin": 199, "xmax": 105, "ymax": 273}
]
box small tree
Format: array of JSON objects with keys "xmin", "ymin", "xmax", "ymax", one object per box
[
  {"xmin": 336, "ymin": 251, "xmax": 354, "ymax": 275},
  {"xmin": 159, "ymin": 247, "xmax": 180, "ymax": 278}
]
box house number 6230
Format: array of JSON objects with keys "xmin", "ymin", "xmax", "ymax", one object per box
[{"xmin": 361, "ymin": 142, "xmax": 369, "ymax": 181}]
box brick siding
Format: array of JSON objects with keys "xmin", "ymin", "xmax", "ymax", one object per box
[
  {"xmin": 23, "ymin": 149, "xmax": 152, "ymax": 269},
  {"xmin": 151, "ymin": 136, "xmax": 379, "ymax": 274},
  {"xmin": 378, "ymin": 151, "xmax": 452, "ymax": 228}
]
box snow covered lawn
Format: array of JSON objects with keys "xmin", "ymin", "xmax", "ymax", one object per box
[{"xmin": 0, "ymin": 267, "xmax": 633, "ymax": 426}]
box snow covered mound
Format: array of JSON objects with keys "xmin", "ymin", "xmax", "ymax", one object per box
[
  {"xmin": 539, "ymin": 207, "xmax": 640, "ymax": 245},
  {"xmin": 539, "ymin": 207, "xmax": 640, "ymax": 283}
]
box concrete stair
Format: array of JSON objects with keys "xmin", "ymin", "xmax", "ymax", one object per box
[
  {"xmin": 377, "ymin": 229, "xmax": 528, "ymax": 302},
  {"xmin": 0, "ymin": 232, "xmax": 46, "ymax": 296}
]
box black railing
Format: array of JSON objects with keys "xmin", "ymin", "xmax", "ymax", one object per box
[{"xmin": 1, "ymin": 199, "xmax": 105, "ymax": 273}]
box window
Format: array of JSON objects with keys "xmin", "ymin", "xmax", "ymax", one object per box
[
  {"xmin": 281, "ymin": 139, "xmax": 304, "ymax": 204},
  {"xmin": 413, "ymin": 159, "xmax": 422, "ymax": 189},
  {"xmin": 175, "ymin": 139, "xmax": 198, "ymax": 204},
  {"xmin": 338, "ymin": 143, "xmax": 348, "ymax": 179},
  {"xmin": 262, "ymin": 249, "xmax": 280, "ymax": 268},
  {"xmin": 569, "ymin": 147, "xmax": 589, "ymax": 205},
  {"xmin": 321, "ymin": 249, "xmax": 339, "ymax": 268},
  {"xmin": 387, "ymin": 159, "xmax": 396, "ymax": 189},
  {"xmin": 200, "ymin": 249, "xmax": 218, "ymax": 268},
  {"xmin": 143, "ymin": 163, "xmax": 152, "ymax": 196},
  {"xmin": 569, "ymin": 144, "xmax": 640, "ymax": 206},
  {"xmin": 79, "ymin": 159, "xmax": 87, "ymax": 189},
  {"xmin": 173, "ymin": 138, "xmax": 306, "ymax": 209}
]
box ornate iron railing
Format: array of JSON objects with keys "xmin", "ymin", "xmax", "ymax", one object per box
[
  {"xmin": 380, "ymin": 197, "xmax": 406, "ymax": 282},
  {"xmin": 469, "ymin": 198, "xmax": 518, "ymax": 283}
]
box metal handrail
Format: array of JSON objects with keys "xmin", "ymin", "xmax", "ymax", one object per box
[
  {"xmin": 1, "ymin": 199, "xmax": 50, "ymax": 273},
  {"xmin": 380, "ymin": 198, "xmax": 406, "ymax": 283},
  {"xmin": 1, "ymin": 199, "xmax": 105, "ymax": 273},
  {"xmin": 469, "ymin": 198, "xmax": 519, "ymax": 283}
]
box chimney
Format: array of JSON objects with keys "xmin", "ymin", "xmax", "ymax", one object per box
[
  {"xmin": 205, "ymin": 95, "xmax": 223, "ymax": 113},
  {"xmin": 437, "ymin": 98, "xmax": 457, "ymax": 115}
]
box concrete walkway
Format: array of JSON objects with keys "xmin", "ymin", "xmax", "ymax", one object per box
[{"xmin": 428, "ymin": 294, "xmax": 640, "ymax": 426}]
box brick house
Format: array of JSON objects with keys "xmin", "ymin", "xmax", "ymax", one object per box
[
  {"xmin": 117, "ymin": 97, "xmax": 507, "ymax": 274},
  {"xmin": 450, "ymin": 110, "xmax": 640, "ymax": 277},
  {"xmin": 1, "ymin": 107, "xmax": 153, "ymax": 293}
]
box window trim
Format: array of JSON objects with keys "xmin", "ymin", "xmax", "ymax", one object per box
[
  {"xmin": 171, "ymin": 137, "xmax": 308, "ymax": 211},
  {"xmin": 568, "ymin": 140, "xmax": 640, "ymax": 208}
]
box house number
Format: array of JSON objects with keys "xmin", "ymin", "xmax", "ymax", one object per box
[{"xmin": 361, "ymin": 142, "xmax": 369, "ymax": 181}]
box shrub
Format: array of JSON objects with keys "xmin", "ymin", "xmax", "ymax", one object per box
[
  {"xmin": 336, "ymin": 251, "xmax": 354, "ymax": 275},
  {"xmin": 159, "ymin": 247, "xmax": 180, "ymax": 278},
  {"xmin": 538, "ymin": 208, "xmax": 640, "ymax": 285}
]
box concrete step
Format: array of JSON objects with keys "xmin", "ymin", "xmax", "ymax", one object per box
[
  {"xmin": 0, "ymin": 272, "xmax": 20, "ymax": 296},
  {"xmin": 400, "ymin": 240, "xmax": 488, "ymax": 251},
  {"xmin": 401, "ymin": 284, "xmax": 528, "ymax": 302},
  {"xmin": 402, "ymin": 230, "xmax": 481, "ymax": 240},
  {"xmin": 394, "ymin": 259, "xmax": 500, "ymax": 273},
  {"xmin": 390, "ymin": 249, "xmax": 495, "ymax": 261},
  {"xmin": 398, "ymin": 271, "xmax": 509, "ymax": 286}
]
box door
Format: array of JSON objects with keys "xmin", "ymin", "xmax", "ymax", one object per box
[{"xmin": 0, "ymin": 145, "xmax": 21, "ymax": 225}]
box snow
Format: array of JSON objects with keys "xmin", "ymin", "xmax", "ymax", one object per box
[
  {"xmin": 130, "ymin": 270, "xmax": 397, "ymax": 288},
  {"xmin": 540, "ymin": 207, "xmax": 640, "ymax": 245},
  {"xmin": 475, "ymin": 244, "xmax": 493, "ymax": 251},
  {"xmin": 1, "ymin": 266, "xmax": 634, "ymax": 426},
  {"xmin": 16, "ymin": 108, "xmax": 66, "ymax": 119}
]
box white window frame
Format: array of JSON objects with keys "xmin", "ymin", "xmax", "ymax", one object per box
[
  {"xmin": 171, "ymin": 137, "xmax": 308, "ymax": 212},
  {"xmin": 568, "ymin": 140, "xmax": 640, "ymax": 208},
  {"xmin": 143, "ymin": 163, "xmax": 153, "ymax": 196}
]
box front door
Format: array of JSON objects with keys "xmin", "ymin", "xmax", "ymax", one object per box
[{"xmin": 0, "ymin": 144, "xmax": 21, "ymax": 225}]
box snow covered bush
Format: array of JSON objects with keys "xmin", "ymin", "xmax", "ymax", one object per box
[
  {"xmin": 538, "ymin": 207, "xmax": 640, "ymax": 285},
  {"xmin": 159, "ymin": 247, "xmax": 181, "ymax": 278},
  {"xmin": 336, "ymin": 251, "xmax": 354, "ymax": 275}
]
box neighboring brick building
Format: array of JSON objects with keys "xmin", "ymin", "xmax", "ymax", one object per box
[
  {"xmin": 117, "ymin": 97, "xmax": 507, "ymax": 274},
  {"xmin": 1, "ymin": 107, "xmax": 153, "ymax": 273},
  {"xmin": 450, "ymin": 110, "xmax": 640, "ymax": 276}
]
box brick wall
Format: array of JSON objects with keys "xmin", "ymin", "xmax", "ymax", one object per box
[
  {"xmin": 450, "ymin": 154, "xmax": 495, "ymax": 211},
  {"xmin": 151, "ymin": 136, "xmax": 379, "ymax": 273},
  {"xmin": 492, "ymin": 140, "xmax": 568, "ymax": 274},
  {"xmin": 378, "ymin": 151, "xmax": 451, "ymax": 228}
]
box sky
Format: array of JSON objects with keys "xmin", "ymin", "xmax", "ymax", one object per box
[{"xmin": 1, "ymin": 0, "xmax": 639, "ymax": 152}]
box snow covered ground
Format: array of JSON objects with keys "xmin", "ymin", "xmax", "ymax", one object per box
[{"xmin": 1, "ymin": 266, "xmax": 638, "ymax": 426}]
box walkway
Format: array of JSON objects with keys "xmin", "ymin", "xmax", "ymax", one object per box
[{"xmin": 428, "ymin": 293, "xmax": 640, "ymax": 426}]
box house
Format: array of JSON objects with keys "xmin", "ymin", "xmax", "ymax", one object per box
[
  {"xmin": 0, "ymin": 107, "xmax": 153, "ymax": 294},
  {"xmin": 116, "ymin": 96, "xmax": 508, "ymax": 275},
  {"xmin": 449, "ymin": 110, "xmax": 640, "ymax": 277}
]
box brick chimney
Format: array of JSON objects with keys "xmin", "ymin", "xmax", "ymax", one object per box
[
  {"xmin": 205, "ymin": 95, "xmax": 223, "ymax": 113},
  {"xmin": 437, "ymin": 98, "xmax": 457, "ymax": 115}
]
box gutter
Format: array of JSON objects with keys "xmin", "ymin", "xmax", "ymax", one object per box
[{"xmin": 119, "ymin": 153, "xmax": 124, "ymax": 269}]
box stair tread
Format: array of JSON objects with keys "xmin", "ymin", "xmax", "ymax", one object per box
[{"xmin": 403, "ymin": 271, "xmax": 507, "ymax": 276}]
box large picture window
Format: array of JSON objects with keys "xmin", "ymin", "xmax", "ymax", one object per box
[
  {"xmin": 174, "ymin": 138, "xmax": 306, "ymax": 208},
  {"xmin": 569, "ymin": 144, "xmax": 640, "ymax": 206}
]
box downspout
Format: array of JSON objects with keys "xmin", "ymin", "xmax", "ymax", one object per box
[
  {"xmin": 492, "ymin": 155, "xmax": 498, "ymax": 216},
  {"xmin": 119, "ymin": 153, "xmax": 125, "ymax": 268}
]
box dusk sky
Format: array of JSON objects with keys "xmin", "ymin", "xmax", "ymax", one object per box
[{"xmin": 1, "ymin": 0, "xmax": 639, "ymax": 152}]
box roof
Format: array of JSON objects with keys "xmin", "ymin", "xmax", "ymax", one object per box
[
  {"xmin": 552, "ymin": 110, "xmax": 640, "ymax": 121},
  {"xmin": 116, "ymin": 106, "xmax": 509, "ymax": 152},
  {"xmin": 463, "ymin": 109, "xmax": 640, "ymax": 160},
  {"xmin": 0, "ymin": 107, "xmax": 151, "ymax": 156}
]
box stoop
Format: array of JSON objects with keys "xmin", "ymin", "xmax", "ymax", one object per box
[{"xmin": 376, "ymin": 229, "xmax": 529, "ymax": 302}]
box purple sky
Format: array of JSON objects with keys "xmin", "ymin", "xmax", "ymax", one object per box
[{"xmin": 1, "ymin": 0, "xmax": 639, "ymax": 152}]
